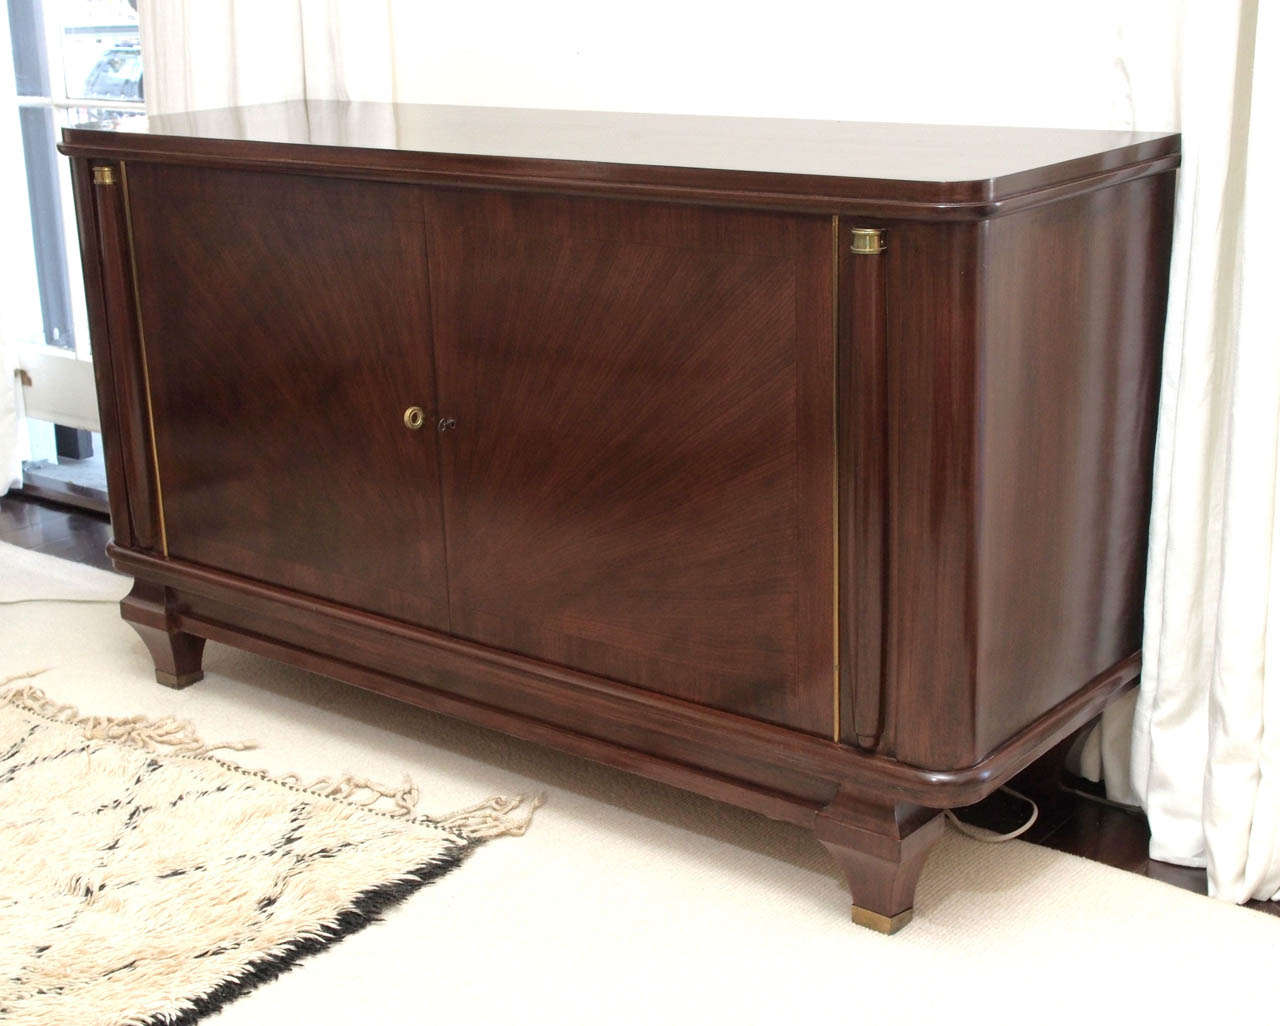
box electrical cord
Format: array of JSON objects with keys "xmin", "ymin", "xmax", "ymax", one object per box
[{"xmin": 944, "ymin": 785, "xmax": 1039, "ymax": 842}]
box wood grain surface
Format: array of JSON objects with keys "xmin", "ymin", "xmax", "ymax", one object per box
[
  {"xmin": 59, "ymin": 106, "xmax": 1179, "ymax": 926},
  {"xmin": 424, "ymin": 188, "xmax": 833, "ymax": 733},
  {"xmin": 124, "ymin": 163, "xmax": 451, "ymax": 629}
]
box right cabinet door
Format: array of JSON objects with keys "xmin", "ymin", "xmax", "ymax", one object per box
[{"xmin": 425, "ymin": 189, "xmax": 835, "ymax": 735}]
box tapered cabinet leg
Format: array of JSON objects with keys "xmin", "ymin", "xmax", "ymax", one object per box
[
  {"xmin": 815, "ymin": 790, "xmax": 944, "ymax": 934},
  {"xmin": 120, "ymin": 579, "xmax": 206, "ymax": 688},
  {"xmin": 128, "ymin": 622, "xmax": 206, "ymax": 688}
]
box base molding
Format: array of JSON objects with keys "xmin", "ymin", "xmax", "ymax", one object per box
[
  {"xmin": 110, "ymin": 544, "xmax": 1139, "ymax": 812},
  {"xmin": 112, "ymin": 547, "xmax": 1138, "ymax": 931}
]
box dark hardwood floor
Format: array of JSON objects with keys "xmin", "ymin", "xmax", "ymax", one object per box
[
  {"xmin": 1, "ymin": 491, "xmax": 1276, "ymax": 918},
  {"xmin": 1026, "ymin": 783, "xmax": 1276, "ymax": 916},
  {"xmin": 960, "ymin": 743, "xmax": 1280, "ymax": 918},
  {"xmin": 1, "ymin": 492, "xmax": 113, "ymax": 571},
  {"xmin": 1022, "ymin": 780, "xmax": 1219, "ymax": 894}
]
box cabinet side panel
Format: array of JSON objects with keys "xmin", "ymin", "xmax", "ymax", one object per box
[
  {"xmin": 68, "ymin": 158, "xmax": 133, "ymax": 548},
  {"xmin": 882, "ymin": 221, "xmax": 981, "ymax": 769},
  {"xmin": 837, "ymin": 223, "xmax": 889, "ymax": 748},
  {"xmin": 973, "ymin": 172, "xmax": 1175, "ymax": 758},
  {"xmin": 89, "ymin": 161, "xmax": 163, "ymax": 551}
]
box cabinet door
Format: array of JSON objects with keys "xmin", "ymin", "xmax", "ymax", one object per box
[
  {"xmin": 426, "ymin": 190, "xmax": 834, "ymax": 735},
  {"xmin": 125, "ymin": 165, "xmax": 450, "ymax": 630}
]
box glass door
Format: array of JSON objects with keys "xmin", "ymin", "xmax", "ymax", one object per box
[{"xmin": 4, "ymin": 0, "xmax": 144, "ymax": 510}]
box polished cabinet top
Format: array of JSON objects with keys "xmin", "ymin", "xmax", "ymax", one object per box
[{"xmin": 61, "ymin": 100, "xmax": 1179, "ymax": 218}]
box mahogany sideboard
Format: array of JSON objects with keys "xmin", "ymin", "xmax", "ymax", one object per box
[{"xmin": 60, "ymin": 102, "xmax": 1178, "ymax": 932}]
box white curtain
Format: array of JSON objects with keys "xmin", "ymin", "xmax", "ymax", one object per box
[
  {"xmin": 139, "ymin": 1, "xmax": 399, "ymax": 115},
  {"xmin": 1125, "ymin": 2, "xmax": 1277, "ymax": 903},
  {"xmin": 138, "ymin": 0, "xmax": 1278, "ymax": 903}
]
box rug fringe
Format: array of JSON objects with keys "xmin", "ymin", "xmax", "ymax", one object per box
[
  {"xmin": 437, "ymin": 793, "xmax": 546, "ymax": 840},
  {"xmin": 275, "ymin": 772, "xmax": 421, "ymax": 819},
  {"xmin": 0, "ymin": 680, "xmax": 254, "ymax": 757},
  {"xmin": 0, "ymin": 676, "xmax": 542, "ymax": 838}
]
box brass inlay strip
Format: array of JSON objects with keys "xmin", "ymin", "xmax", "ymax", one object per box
[
  {"xmin": 831, "ymin": 214, "xmax": 840, "ymax": 743},
  {"xmin": 118, "ymin": 162, "xmax": 169, "ymax": 558}
]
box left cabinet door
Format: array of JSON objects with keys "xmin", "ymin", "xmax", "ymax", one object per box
[{"xmin": 122, "ymin": 164, "xmax": 450, "ymax": 630}]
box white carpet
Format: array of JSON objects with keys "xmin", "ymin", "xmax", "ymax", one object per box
[{"xmin": 1, "ymin": 540, "xmax": 1275, "ymax": 1024}]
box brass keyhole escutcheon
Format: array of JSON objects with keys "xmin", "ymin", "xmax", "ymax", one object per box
[{"xmin": 403, "ymin": 406, "xmax": 426, "ymax": 430}]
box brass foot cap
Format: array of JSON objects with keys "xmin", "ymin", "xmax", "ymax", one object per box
[
  {"xmin": 851, "ymin": 904, "xmax": 914, "ymax": 934},
  {"xmin": 156, "ymin": 669, "xmax": 203, "ymax": 689}
]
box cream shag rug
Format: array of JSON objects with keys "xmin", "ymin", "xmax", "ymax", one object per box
[{"xmin": 0, "ymin": 673, "xmax": 537, "ymax": 1026}]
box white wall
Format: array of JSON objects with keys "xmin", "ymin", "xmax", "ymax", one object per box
[
  {"xmin": 376, "ymin": 0, "xmax": 1181, "ymax": 131},
  {"xmin": 149, "ymin": 0, "xmax": 1186, "ymax": 133}
]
